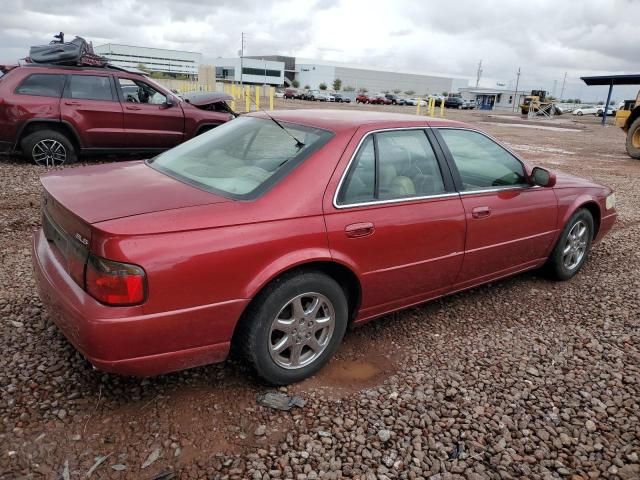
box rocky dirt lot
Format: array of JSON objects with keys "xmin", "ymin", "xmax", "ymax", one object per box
[{"xmin": 0, "ymin": 104, "xmax": 638, "ymax": 480}]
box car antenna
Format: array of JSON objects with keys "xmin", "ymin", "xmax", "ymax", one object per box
[{"xmin": 245, "ymin": 90, "xmax": 305, "ymax": 149}]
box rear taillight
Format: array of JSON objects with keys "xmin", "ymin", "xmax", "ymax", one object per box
[{"xmin": 85, "ymin": 255, "xmax": 146, "ymax": 306}]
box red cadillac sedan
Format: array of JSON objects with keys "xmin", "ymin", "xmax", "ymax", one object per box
[{"xmin": 32, "ymin": 110, "xmax": 617, "ymax": 384}]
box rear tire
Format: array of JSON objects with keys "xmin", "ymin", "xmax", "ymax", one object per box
[
  {"xmin": 625, "ymin": 117, "xmax": 640, "ymax": 159},
  {"xmin": 21, "ymin": 129, "xmax": 77, "ymax": 166},
  {"xmin": 545, "ymin": 209, "xmax": 594, "ymax": 280},
  {"xmin": 236, "ymin": 271, "xmax": 348, "ymax": 385}
]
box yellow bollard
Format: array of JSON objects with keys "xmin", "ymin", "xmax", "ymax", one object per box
[
  {"xmin": 255, "ymin": 86, "xmax": 260, "ymax": 110},
  {"xmin": 245, "ymin": 86, "xmax": 251, "ymax": 112},
  {"xmin": 269, "ymin": 87, "xmax": 274, "ymax": 111},
  {"xmin": 416, "ymin": 98, "xmax": 421, "ymax": 116},
  {"xmin": 440, "ymin": 98, "xmax": 445, "ymax": 117}
]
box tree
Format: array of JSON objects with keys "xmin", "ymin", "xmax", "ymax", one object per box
[
  {"xmin": 404, "ymin": 90, "xmax": 415, "ymax": 96},
  {"xmin": 137, "ymin": 63, "xmax": 149, "ymax": 73},
  {"xmin": 304, "ymin": 84, "xmax": 310, "ymax": 90},
  {"xmin": 292, "ymin": 79, "xmax": 300, "ymax": 88},
  {"xmin": 332, "ymin": 78, "xmax": 342, "ymax": 91},
  {"xmin": 393, "ymin": 89, "xmax": 401, "ymax": 94},
  {"xmin": 358, "ymin": 87, "xmax": 368, "ymax": 93},
  {"xmin": 343, "ymin": 85, "xmax": 355, "ymax": 92},
  {"xmin": 319, "ymin": 82, "xmax": 328, "ymax": 91},
  {"xmin": 441, "ymin": 91, "xmax": 448, "ymax": 96}
]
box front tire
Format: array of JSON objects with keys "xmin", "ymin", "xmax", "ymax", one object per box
[
  {"xmin": 625, "ymin": 117, "xmax": 640, "ymax": 159},
  {"xmin": 545, "ymin": 209, "xmax": 594, "ymax": 280},
  {"xmin": 21, "ymin": 129, "xmax": 77, "ymax": 166},
  {"xmin": 237, "ymin": 271, "xmax": 348, "ymax": 385}
]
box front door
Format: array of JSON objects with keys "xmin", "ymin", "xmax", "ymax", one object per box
[
  {"xmin": 61, "ymin": 74, "xmax": 123, "ymax": 148},
  {"xmin": 435, "ymin": 128, "xmax": 558, "ymax": 289},
  {"xmin": 324, "ymin": 128, "xmax": 466, "ymax": 321},
  {"xmin": 115, "ymin": 77, "xmax": 184, "ymax": 148}
]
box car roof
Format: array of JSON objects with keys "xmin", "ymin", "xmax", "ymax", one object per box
[{"xmin": 248, "ymin": 109, "xmax": 469, "ymax": 133}]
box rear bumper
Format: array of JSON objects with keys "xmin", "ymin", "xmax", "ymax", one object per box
[{"xmin": 32, "ymin": 229, "xmax": 248, "ymax": 376}]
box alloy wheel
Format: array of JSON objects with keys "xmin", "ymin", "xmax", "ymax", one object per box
[
  {"xmin": 562, "ymin": 220, "xmax": 588, "ymax": 270},
  {"xmin": 32, "ymin": 139, "xmax": 67, "ymax": 166},
  {"xmin": 268, "ymin": 292, "xmax": 335, "ymax": 369}
]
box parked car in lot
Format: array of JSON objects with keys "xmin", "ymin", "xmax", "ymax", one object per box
[
  {"xmin": 334, "ymin": 93, "xmax": 351, "ymax": 103},
  {"xmin": 596, "ymin": 101, "xmax": 625, "ymax": 116},
  {"xmin": 274, "ymin": 90, "xmax": 285, "ymax": 98},
  {"xmin": 445, "ymin": 96, "xmax": 465, "ymax": 109},
  {"xmin": 384, "ymin": 93, "xmax": 403, "ymax": 105},
  {"xmin": 572, "ymin": 105, "xmax": 600, "ymax": 116},
  {"xmin": 0, "ymin": 64, "xmax": 234, "ymax": 165},
  {"xmin": 32, "ymin": 109, "xmax": 617, "ymax": 384},
  {"xmin": 370, "ymin": 94, "xmax": 392, "ymax": 105},
  {"xmin": 316, "ymin": 92, "xmax": 335, "ymax": 102},
  {"xmin": 355, "ymin": 93, "xmax": 370, "ymax": 104},
  {"xmin": 283, "ymin": 88, "xmax": 298, "ymax": 99},
  {"xmin": 305, "ymin": 90, "xmax": 322, "ymax": 101},
  {"xmin": 406, "ymin": 97, "xmax": 427, "ymax": 107}
]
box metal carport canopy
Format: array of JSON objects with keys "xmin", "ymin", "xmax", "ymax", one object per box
[{"xmin": 580, "ymin": 74, "xmax": 640, "ymax": 125}]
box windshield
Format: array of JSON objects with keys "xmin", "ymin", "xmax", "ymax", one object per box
[{"xmin": 149, "ymin": 116, "xmax": 333, "ymax": 199}]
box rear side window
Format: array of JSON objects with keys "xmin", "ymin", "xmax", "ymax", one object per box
[
  {"xmin": 15, "ymin": 74, "xmax": 65, "ymax": 97},
  {"xmin": 67, "ymin": 75, "xmax": 113, "ymax": 101}
]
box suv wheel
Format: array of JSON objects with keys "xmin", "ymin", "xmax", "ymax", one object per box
[
  {"xmin": 545, "ymin": 209, "xmax": 594, "ymax": 280},
  {"xmin": 21, "ymin": 129, "xmax": 77, "ymax": 166}
]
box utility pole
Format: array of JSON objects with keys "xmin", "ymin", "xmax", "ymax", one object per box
[
  {"xmin": 475, "ymin": 60, "xmax": 483, "ymax": 88},
  {"xmin": 513, "ymin": 67, "xmax": 521, "ymax": 112},
  {"xmin": 552, "ymin": 79, "xmax": 557, "ymax": 98},
  {"xmin": 559, "ymin": 71, "xmax": 567, "ymax": 101},
  {"xmin": 239, "ymin": 32, "xmax": 246, "ymax": 88}
]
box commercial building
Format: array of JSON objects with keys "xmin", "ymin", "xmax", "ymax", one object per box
[
  {"xmin": 294, "ymin": 59, "xmax": 468, "ymax": 95},
  {"xmin": 211, "ymin": 57, "xmax": 285, "ymax": 86},
  {"xmin": 458, "ymin": 87, "xmax": 529, "ymax": 110},
  {"xmin": 94, "ymin": 44, "xmax": 201, "ymax": 77}
]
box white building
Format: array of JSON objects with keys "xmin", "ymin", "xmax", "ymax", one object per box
[
  {"xmin": 295, "ymin": 59, "xmax": 468, "ymax": 95},
  {"xmin": 212, "ymin": 57, "xmax": 285, "ymax": 86},
  {"xmin": 94, "ymin": 44, "xmax": 201, "ymax": 77},
  {"xmin": 458, "ymin": 87, "xmax": 529, "ymax": 110}
]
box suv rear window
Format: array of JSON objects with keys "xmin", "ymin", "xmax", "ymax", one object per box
[
  {"xmin": 16, "ymin": 74, "xmax": 65, "ymax": 97},
  {"xmin": 67, "ymin": 75, "xmax": 114, "ymax": 101}
]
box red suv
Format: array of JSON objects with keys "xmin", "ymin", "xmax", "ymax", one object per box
[{"xmin": 0, "ymin": 64, "xmax": 235, "ymax": 165}]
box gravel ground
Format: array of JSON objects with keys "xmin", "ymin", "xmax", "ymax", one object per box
[{"xmin": 0, "ymin": 104, "xmax": 638, "ymax": 480}]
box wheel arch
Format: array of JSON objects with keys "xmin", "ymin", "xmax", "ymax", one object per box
[
  {"xmin": 231, "ymin": 259, "xmax": 362, "ymax": 348},
  {"xmin": 624, "ymin": 107, "xmax": 640, "ymax": 131},
  {"xmin": 579, "ymin": 200, "xmax": 601, "ymax": 238},
  {"xmin": 16, "ymin": 119, "xmax": 82, "ymax": 151}
]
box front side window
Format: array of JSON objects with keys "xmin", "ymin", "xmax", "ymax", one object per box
[
  {"xmin": 149, "ymin": 116, "xmax": 333, "ymax": 198},
  {"xmin": 337, "ymin": 129, "xmax": 446, "ymax": 206},
  {"xmin": 15, "ymin": 74, "xmax": 65, "ymax": 97},
  {"xmin": 117, "ymin": 78, "xmax": 167, "ymax": 105},
  {"xmin": 67, "ymin": 75, "xmax": 113, "ymax": 101},
  {"xmin": 438, "ymin": 129, "xmax": 526, "ymax": 190}
]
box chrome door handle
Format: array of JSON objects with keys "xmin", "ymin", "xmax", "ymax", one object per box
[
  {"xmin": 345, "ymin": 222, "xmax": 375, "ymax": 238},
  {"xmin": 472, "ymin": 206, "xmax": 491, "ymax": 219},
  {"xmin": 64, "ymin": 101, "xmax": 81, "ymax": 106},
  {"xmin": 126, "ymin": 105, "xmax": 142, "ymax": 111}
]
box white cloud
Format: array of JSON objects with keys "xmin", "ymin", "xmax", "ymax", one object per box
[{"xmin": 1, "ymin": 0, "xmax": 638, "ymax": 100}]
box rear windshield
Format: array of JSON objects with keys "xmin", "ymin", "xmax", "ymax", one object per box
[{"xmin": 149, "ymin": 116, "xmax": 333, "ymax": 200}]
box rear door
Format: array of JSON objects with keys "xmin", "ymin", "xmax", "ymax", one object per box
[
  {"xmin": 115, "ymin": 77, "xmax": 184, "ymax": 148},
  {"xmin": 61, "ymin": 74, "xmax": 123, "ymax": 148},
  {"xmin": 435, "ymin": 128, "xmax": 558, "ymax": 288},
  {"xmin": 324, "ymin": 127, "xmax": 466, "ymax": 320}
]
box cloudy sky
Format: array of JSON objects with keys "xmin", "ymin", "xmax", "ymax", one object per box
[{"xmin": 1, "ymin": 0, "xmax": 638, "ymax": 100}]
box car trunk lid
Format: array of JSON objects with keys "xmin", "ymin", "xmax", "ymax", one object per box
[{"xmin": 40, "ymin": 160, "xmax": 230, "ymax": 224}]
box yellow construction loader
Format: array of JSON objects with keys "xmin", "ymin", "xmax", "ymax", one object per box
[
  {"xmin": 615, "ymin": 90, "xmax": 640, "ymax": 159},
  {"xmin": 520, "ymin": 90, "xmax": 561, "ymax": 116}
]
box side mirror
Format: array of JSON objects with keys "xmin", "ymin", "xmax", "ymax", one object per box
[
  {"xmin": 162, "ymin": 96, "xmax": 175, "ymax": 108},
  {"xmin": 530, "ymin": 166, "xmax": 556, "ymax": 187}
]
